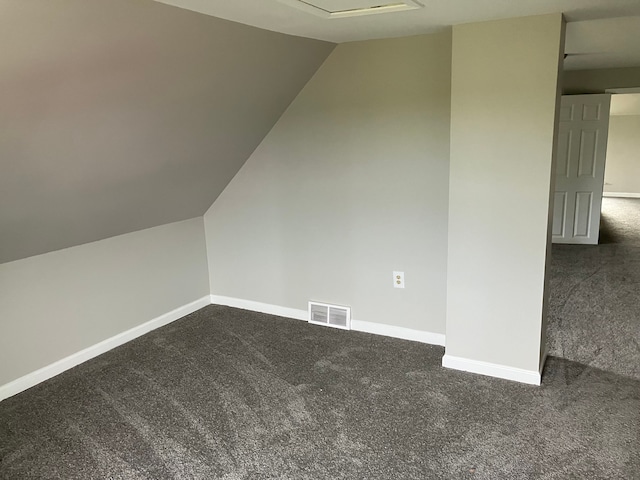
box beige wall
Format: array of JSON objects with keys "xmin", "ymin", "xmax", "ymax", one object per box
[
  {"xmin": 563, "ymin": 67, "xmax": 640, "ymax": 94},
  {"xmin": 205, "ymin": 32, "xmax": 452, "ymax": 334},
  {"xmin": 0, "ymin": 218, "xmax": 209, "ymax": 386},
  {"xmin": 604, "ymin": 115, "xmax": 640, "ymax": 194},
  {"xmin": 446, "ymin": 14, "xmax": 564, "ymax": 374}
]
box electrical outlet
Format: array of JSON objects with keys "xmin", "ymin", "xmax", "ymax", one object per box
[{"xmin": 393, "ymin": 271, "xmax": 405, "ymax": 289}]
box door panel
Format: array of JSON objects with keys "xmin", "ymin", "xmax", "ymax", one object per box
[
  {"xmin": 552, "ymin": 192, "xmax": 567, "ymax": 237},
  {"xmin": 552, "ymin": 94, "xmax": 611, "ymax": 245},
  {"xmin": 578, "ymin": 129, "xmax": 598, "ymax": 177},
  {"xmin": 574, "ymin": 191, "xmax": 592, "ymax": 237}
]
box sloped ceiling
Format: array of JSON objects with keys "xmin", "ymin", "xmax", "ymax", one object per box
[
  {"xmin": 156, "ymin": 0, "xmax": 640, "ymax": 70},
  {"xmin": 154, "ymin": 0, "xmax": 640, "ymax": 43},
  {"xmin": 0, "ymin": 0, "xmax": 334, "ymax": 264}
]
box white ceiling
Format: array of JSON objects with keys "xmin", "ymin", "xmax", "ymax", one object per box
[
  {"xmin": 611, "ymin": 93, "xmax": 640, "ymax": 116},
  {"xmin": 155, "ymin": 0, "xmax": 640, "ymax": 70},
  {"xmin": 565, "ymin": 16, "xmax": 640, "ymax": 70}
]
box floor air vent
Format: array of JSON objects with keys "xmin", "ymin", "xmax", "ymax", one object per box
[{"xmin": 308, "ymin": 301, "xmax": 351, "ymax": 330}]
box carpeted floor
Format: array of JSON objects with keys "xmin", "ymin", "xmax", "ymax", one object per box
[
  {"xmin": 547, "ymin": 197, "xmax": 640, "ymax": 380},
  {"xmin": 1, "ymin": 305, "xmax": 639, "ymax": 479}
]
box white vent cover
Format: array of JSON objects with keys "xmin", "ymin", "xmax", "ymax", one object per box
[
  {"xmin": 279, "ymin": 0, "xmax": 423, "ymax": 18},
  {"xmin": 308, "ymin": 301, "xmax": 351, "ymax": 330}
]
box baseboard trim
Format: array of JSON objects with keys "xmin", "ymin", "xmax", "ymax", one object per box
[
  {"xmin": 210, "ymin": 295, "xmax": 445, "ymax": 346},
  {"xmin": 442, "ymin": 354, "xmax": 541, "ymax": 386},
  {"xmin": 603, "ymin": 192, "xmax": 640, "ymax": 198},
  {"xmin": 210, "ymin": 295, "xmax": 308, "ymax": 321},
  {"xmin": 0, "ymin": 296, "xmax": 211, "ymax": 402},
  {"xmin": 351, "ymin": 320, "xmax": 445, "ymax": 346}
]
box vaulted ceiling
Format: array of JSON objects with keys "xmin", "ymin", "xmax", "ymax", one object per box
[
  {"xmin": 0, "ymin": 0, "xmax": 333, "ymax": 264},
  {"xmin": 157, "ymin": 0, "xmax": 640, "ymax": 70}
]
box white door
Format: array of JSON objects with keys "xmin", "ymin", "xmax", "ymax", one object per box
[{"xmin": 552, "ymin": 94, "xmax": 611, "ymax": 244}]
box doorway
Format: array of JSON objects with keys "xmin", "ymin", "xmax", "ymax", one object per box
[{"xmin": 546, "ymin": 92, "xmax": 640, "ymax": 380}]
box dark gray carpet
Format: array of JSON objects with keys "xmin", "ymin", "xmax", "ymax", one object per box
[
  {"xmin": 548, "ymin": 197, "xmax": 640, "ymax": 379},
  {"xmin": 1, "ymin": 305, "xmax": 639, "ymax": 479}
]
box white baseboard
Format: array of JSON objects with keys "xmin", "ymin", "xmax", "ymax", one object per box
[
  {"xmin": 210, "ymin": 295, "xmax": 445, "ymax": 346},
  {"xmin": 210, "ymin": 295, "xmax": 308, "ymax": 321},
  {"xmin": 0, "ymin": 296, "xmax": 211, "ymax": 402},
  {"xmin": 351, "ymin": 319, "xmax": 445, "ymax": 346},
  {"xmin": 442, "ymin": 354, "xmax": 541, "ymax": 386},
  {"xmin": 3, "ymin": 292, "xmax": 544, "ymax": 400},
  {"xmin": 603, "ymin": 192, "xmax": 640, "ymax": 198}
]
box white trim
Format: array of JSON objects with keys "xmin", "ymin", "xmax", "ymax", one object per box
[
  {"xmin": 210, "ymin": 295, "xmax": 445, "ymax": 346},
  {"xmin": 2, "ymin": 294, "xmax": 447, "ymax": 402},
  {"xmin": 351, "ymin": 319, "xmax": 445, "ymax": 346},
  {"xmin": 603, "ymin": 192, "xmax": 640, "ymax": 198},
  {"xmin": 210, "ymin": 295, "xmax": 308, "ymax": 321},
  {"xmin": 442, "ymin": 354, "xmax": 541, "ymax": 386},
  {"xmin": 0, "ymin": 296, "xmax": 211, "ymax": 402}
]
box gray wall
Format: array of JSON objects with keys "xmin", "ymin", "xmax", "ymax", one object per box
[
  {"xmin": 563, "ymin": 67, "xmax": 640, "ymax": 94},
  {"xmin": 604, "ymin": 115, "xmax": 640, "ymax": 194},
  {"xmin": 0, "ymin": 0, "xmax": 333, "ymax": 264},
  {"xmin": 446, "ymin": 14, "xmax": 564, "ymax": 373},
  {"xmin": 205, "ymin": 32, "xmax": 452, "ymax": 334},
  {"xmin": 0, "ymin": 218, "xmax": 209, "ymax": 386}
]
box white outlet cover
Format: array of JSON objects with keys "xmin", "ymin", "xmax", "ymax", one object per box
[{"xmin": 393, "ymin": 271, "xmax": 405, "ymax": 289}]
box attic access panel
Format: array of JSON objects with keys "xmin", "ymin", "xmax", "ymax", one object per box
[{"xmin": 279, "ymin": 0, "xmax": 423, "ymax": 18}]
